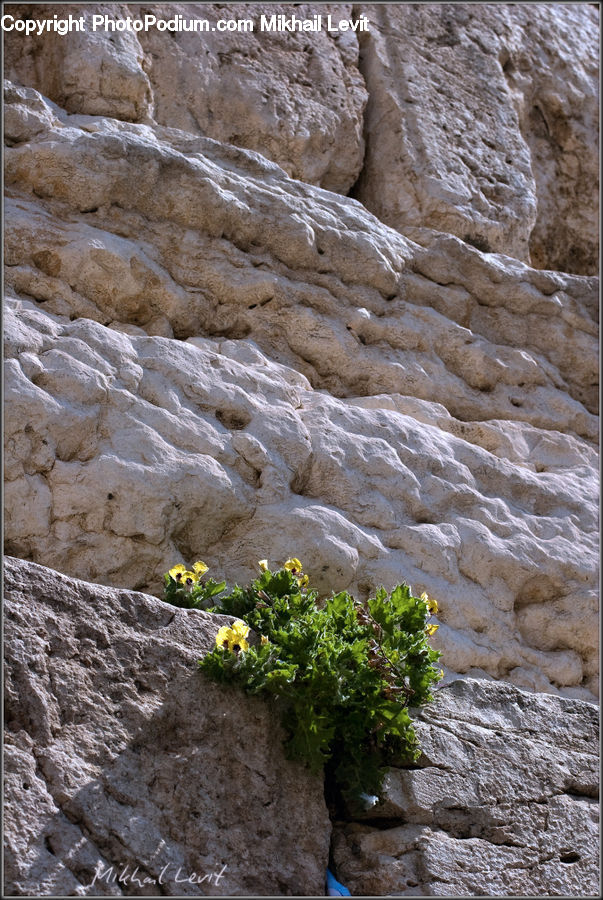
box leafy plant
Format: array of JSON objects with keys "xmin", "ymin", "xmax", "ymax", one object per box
[
  {"xmin": 162, "ymin": 561, "xmax": 226, "ymax": 610},
  {"xmin": 162, "ymin": 557, "xmax": 442, "ymax": 811}
]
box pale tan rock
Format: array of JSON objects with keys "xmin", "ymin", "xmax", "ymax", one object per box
[
  {"xmin": 331, "ymin": 678, "xmax": 599, "ymax": 896},
  {"xmin": 140, "ymin": 2, "xmax": 367, "ymax": 193},
  {"xmin": 2, "ymin": 62, "xmax": 599, "ymax": 700},
  {"xmin": 354, "ymin": 3, "xmax": 599, "ymax": 274},
  {"xmin": 5, "ymin": 4, "xmax": 597, "ymax": 269},
  {"xmin": 4, "ymin": 556, "xmax": 331, "ymax": 896},
  {"xmin": 3, "ymin": 4, "xmax": 152, "ymax": 122},
  {"xmin": 4, "ymin": 2, "xmax": 367, "ymax": 194},
  {"xmin": 4, "ymin": 85, "xmax": 598, "ymax": 434},
  {"xmin": 4, "ymin": 294, "xmax": 598, "ymax": 700}
]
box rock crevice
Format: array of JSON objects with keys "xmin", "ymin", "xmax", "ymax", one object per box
[{"xmin": 331, "ymin": 678, "xmax": 599, "ymax": 896}]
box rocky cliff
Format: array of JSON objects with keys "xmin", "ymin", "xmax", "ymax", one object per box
[
  {"xmin": 3, "ymin": 2, "xmax": 599, "ymax": 705},
  {"xmin": 4, "ymin": 557, "xmax": 599, "ymax": 896},
  {"xmin": 2, "ymin": 3, "xmax": 600, "ymax": 894}
]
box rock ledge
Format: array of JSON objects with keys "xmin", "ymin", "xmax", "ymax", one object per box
[{"xmin": 4, "ymin": 555, "xmax": 331, "ymax": 897}]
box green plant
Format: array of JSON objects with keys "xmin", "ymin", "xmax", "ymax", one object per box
[
  {"xmin": 162, "ymin": 561, "xmax": 227, "ymax": 610},
  {"xmin": 163, "ymin": 557, "xmax": 442, "ymax": 811}
]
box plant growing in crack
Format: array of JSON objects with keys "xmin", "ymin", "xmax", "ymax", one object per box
[{"xmin": 162, "ymin": 557, "xmax": 442, "ymax": 812}]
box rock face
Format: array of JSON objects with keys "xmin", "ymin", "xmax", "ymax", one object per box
[
  {"xmin": 3, "ymin": 6, "xmax": 599, "ymax": 897},
  {"xmin": 354, "ymin": 4, "xmax": 599, "ymax": 274},
  {"xmin": 3, "ymin": 555, "xmax": 331, "ymax": 896},
  {"xmin": 4, "ymin": 73, "xmax": 599, "ymax": 701},
  {"xmin": 4, "ymin": 3, "xmax": 597, "ymax": 272},
  {"xmin": 332, "ymin": 678, "xmax": 600, "ymax": 897},
  {"xmin": 5, "ymin": 558, "xmax": 598, "ymax": 897},
  {"xmin": 3, "ymin": 6, "xmax": 600, "ymax": 699},
  {"xmin": 3, "ymin": 2, "xmax": 367, "ymax": 194}
]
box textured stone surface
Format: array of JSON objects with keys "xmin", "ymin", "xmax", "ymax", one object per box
[
  {"xmin": 332, "ymin": 678, "xmax": 599, "ymax": 897},
  {"xmin": 4, "ymin": 76, "xmax": 599, "ymax": 700},
  {"xmin": 3, "ymin": 2, "xmax": 367, "ymax": 194},
  {"xmin": 3, "ymin": 556, "xmax": 331, "ymax": 896},
  {"xmin": 4, "ymin": 290, "xmax": 599, "ymax": 699},
  {"xmin": 6, "ymin": 3, "xmax": 597, "ymax": 272},
  {"xmin": 4, "ymin": 81, "xmax": 598, "ymax": 428},
  {"xmin": 2, "ymin": 12, "xmax": 600, "ymax": 894},
  {"xmin": 3, "ymin": 3, "xmax": 153, "ymax": 122},
  {"xmin": 354, "ymin": 3, "xmax": 599, "ymax": 274}
]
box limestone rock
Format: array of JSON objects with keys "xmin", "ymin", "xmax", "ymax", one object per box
[
  {"xmin": 5, "ymin": 3, "xmax": 597, "ymax": 270},
  {"xmin": 3, "ymin": 3, "xmax": 153, "ymax": 122},
  {"xmin": 3, "ymin": 555, "xmax": 331, "ymax": 896},
  {"xmin": 3, "ymin": 2, "xmax": 367, "ymax": 194},
  {"xmin": 4, "ymin": 83, "xmax": 598, "ymax": 429},
  {"xmin": 139, "ymin": 2, "xmax": 367, "ymax": 193},
  {"xmin": 4, "ymin": 293, "xmax": 598, "ymax": 700},
  {"xmin": 354, "ymin": 3, "xmax": 599, "ymax": 274},
  {"xmin": 331, "ymin": 678, "xmax": 599, "ymax": 897},
  {"xmin": 3, "ymin": 78, "xmax": 599, "ymax": 700}
]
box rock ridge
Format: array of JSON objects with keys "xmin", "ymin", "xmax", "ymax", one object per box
[{"xmin": 4, "ymin": 555, "xmax": 331, "ymax": 896}]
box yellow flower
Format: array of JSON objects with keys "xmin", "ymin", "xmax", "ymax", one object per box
[
  {"xmin": 297, "ymin": 573, "xmax": 309, "ymax": 589},
  {"xmin": 231, "ymin": 620, "xmax": 250, "ymax": 640},
  {"xmin": 178, "ymin": 571, "xmax": 197, "ymax": 591},
  {"xmin": 192, "ymin": 561, "xmax": 208, "ymax": 576},
  {"xmin": 426, "ymin": 623, "xmax": 439, "ymax": 636},
  {"xmin": 420, "ymin": 591, "xmax": 438, "ymax": 615},
  {"xmin": 260, "ymin": 635, "xmax": 269, "ymax": 646},
  {"xmin": 230, "ymin": 620, "xmax": 249, "ymax": 652},
  {"xmin": 215, "ymin": 620, "xmax": 250, "ymax": 653},
  {"xmin": 284, "ymin": 557, "xmax": 303, "ymax": 575},
  {"xmin": 216, "ymin": 625, "xmax": 232, "ymax": 650},
  {"xmin": 258, "ymin": 559, "xmax": 269, "ymax": 571},
  {"xmin": 232, "ymin": 634, "xmax": 249, "ymax": 652},
  {"xmin": 169, "ymin": 563, "xmax": 187, "ymax": 582}
]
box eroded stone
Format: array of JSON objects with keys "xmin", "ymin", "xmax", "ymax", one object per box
[
  {"xmin": 3, "ymin": 556, "xmax": 331, "ymax": 896},
  {"xmin": 332, "ymin": 678, "xmax": 599, "ymax": 896}
]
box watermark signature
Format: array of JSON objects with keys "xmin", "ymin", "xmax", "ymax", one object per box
[{"xmin": 91, "ymin": 861, "xmax": 227, "ymax": 888}]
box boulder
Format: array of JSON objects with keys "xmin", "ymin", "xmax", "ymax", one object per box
[
  {"xmin": 332, "ymin": 678, "xmax": 599, "ymax": 896},
  {"xmin": 353, "ymin": 3, "xmax": 599, "ymax": 274},
  {"xmin": 3, "ymin": 555, "xmax": 331, "ymax": 896},
  {"xmin": 3, "ymin": 2, "xmax": 367, "ymax": 194}
]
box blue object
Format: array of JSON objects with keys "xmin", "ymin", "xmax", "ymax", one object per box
[{"xmin": 326, "ymin": 867, "xmax": 351, "ymax": 896}]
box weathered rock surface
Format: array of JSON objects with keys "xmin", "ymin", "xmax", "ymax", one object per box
[
  {"xmin": 5, "ymin": 3, "xmax": 597, "ymax": 273},
  {"xmin": 354, "ymin": 3, "xmax": 599, "ymax": 274},
  {"xmin": 4, "ymin": 76, "xmax": 599, "ymax": 700},
  {"xmin": 4, "ymin": 81, "xmax": 598, "ymax": 427},
  {"xmin": 3, "ymin": 9, "xmax": 600, "ymax": 898},
  {"xmin": 3, "ymin": 2, "xmax": 367, "ymax": 194},
  {"xmin": 3, "ymin": 555, "xmax": 331, "ymax": 896},
  {"xmin": 332, "ymin": 678, "xmax": 599, "ymax": 897}
]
